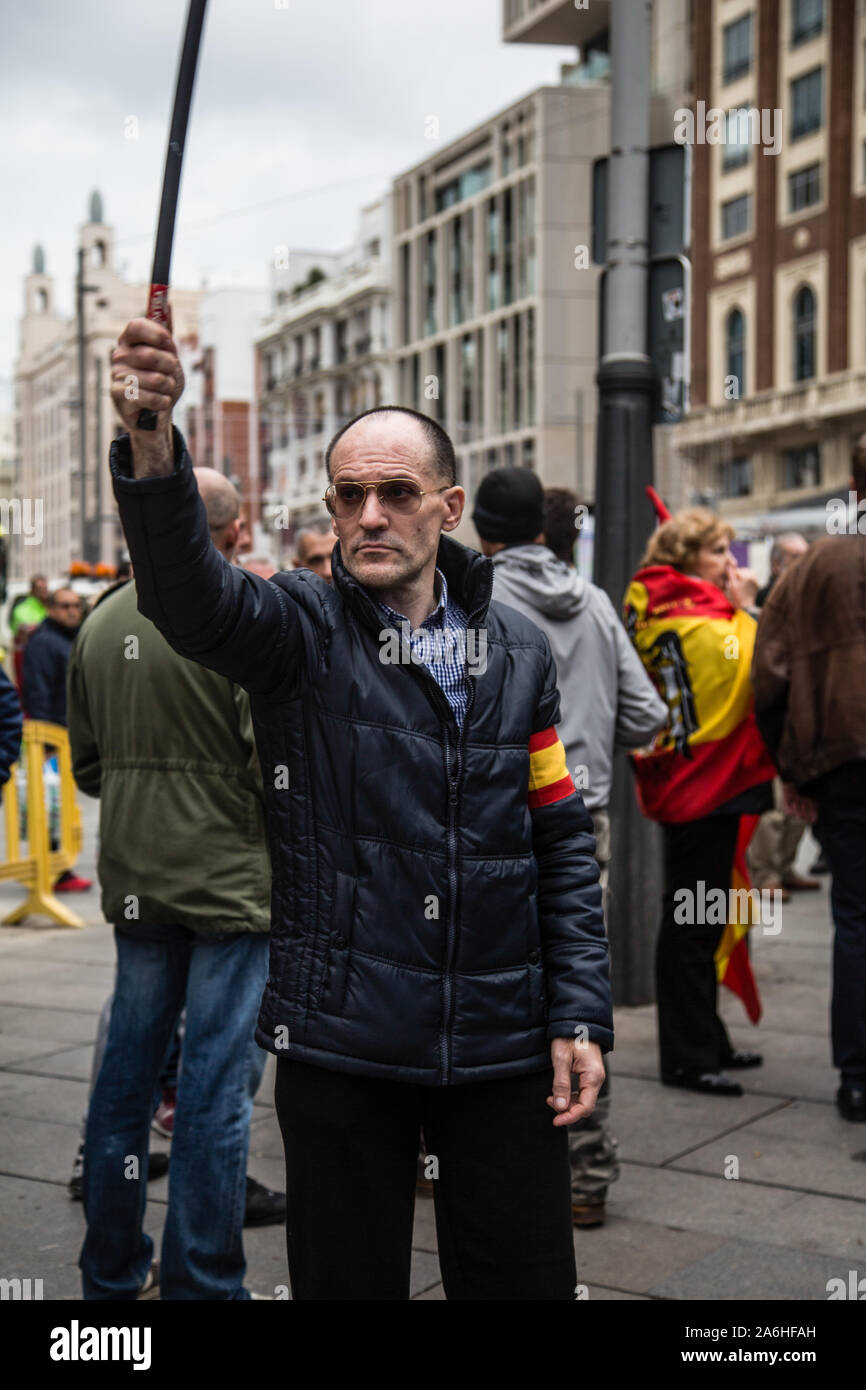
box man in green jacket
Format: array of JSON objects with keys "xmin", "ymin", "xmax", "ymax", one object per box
[{"xmin": 68, "ymin": 468, "xmax": 273, "ymax": 1301}]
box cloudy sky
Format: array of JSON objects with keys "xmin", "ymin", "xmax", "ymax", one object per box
[{"xmin": 1, "ymin": 0, "xmax": 570, "ymax": 410}]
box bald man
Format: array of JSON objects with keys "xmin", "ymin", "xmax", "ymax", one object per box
[
  {"xmin": 293, "ymin": 527, "xmax": 335, "ymax": 585},
  {"xmin": 69, "ymin": 467, "xmax": 274, "ymax": 1301}
]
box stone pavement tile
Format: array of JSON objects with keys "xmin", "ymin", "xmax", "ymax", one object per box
[
  {"xmin": 245, "ymin": 1152, "xmax": 286, "ymax": 1199},
  {"xmin": 243, "ymin": 1222, "xmax": 289, "ymax": 1299},
  {"xmin": 412, "ymin": 1196, "xmax": 438, "ymax": 1253},
  {"xmin": 743, "ymin": 1190, "xmax": 866, "ymax": 1263},
  {"xmin": 583, "ymin": 1284, "xmax": 651, "ymax": 1300},
  {"xmin": 738, "ymin": 981, "xmax": 830, "ymax": 1041},
  {"xmin": 0, "ymin": 958, "xmax": 94, "ymax": 983},
  {"xmin": 670, "ymin": 1099, "xmax": 866, "ymax": 1200},
  {"xmin": 0, "ymin": 1115, "xmax": 85, "ymax": 1185},
  {"xmin": 606, "ymin": 1161, "xmax": 866, "ymax": 1263},
  {"xmin": 0, "ymin": 1072, "xmax": 88, "ymax": 1127},
  {"xmin": 610, "ymin": 1074, "xmax": 788, "ymax": 1165},
  {"xmin": 719, "ymin": 1035, "xmax": 835, "ymax": 1106},
  {"xmin": 413, "ymin": 1281, "xmax": 445, "ymax": 1299},
  {"xmin": 0, "ymin": 972, "xmax": 114, "ymax": 1012},
  {"xmin": 253, "ymin": 1053, "xmax": 277, "ymax": 1107},
  {"xmin": 572, "ymin": 1216, "xmax": 726, "ymax": 1295},
  {"xmin": 7, "ymin": 1043, "xmax": 94, "ymax": 1082},
  {"xmin": 410, "ymin": 1248, "xmax": 442, "ymax": 1298},
  {"xmin": 0, "ymin": 1004, "xmax": 98, "ymax": 1047},
  {"xmin": 0, "ymin": 923, "xmax": 113, "ymax": 961},
  {"xmin": 0, "ymin": 1174, "xmax": 165, "ymax": 1301},
  {"xmin": 608, "ymin": 1161, "xmax": 796, "ymax": 1239},
  {"xmin": 248, "ymin": 1110, "xmax": 283, "ymax": 1162},
  {"xmin": 0, "ymin": 1033, "xmax": 86, "ymax": 1067},
  {"xmin": 648, "ymin": 1238, "xmax": 852, "ymax": 1301},
  {"xmin": 611, "ymin": 1036, "xmax": 835, "ymax": 1107}
]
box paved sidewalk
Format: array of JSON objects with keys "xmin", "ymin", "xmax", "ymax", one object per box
[{"xmin": 0, "ymin": 801, "xmax": 862, "ymax": 1300}]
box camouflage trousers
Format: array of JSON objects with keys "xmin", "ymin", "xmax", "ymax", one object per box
[{"xmin": 568, "ymin": 808, "xmax": 621, "ymax": 1203}]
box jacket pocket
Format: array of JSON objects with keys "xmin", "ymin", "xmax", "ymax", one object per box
[{"xmin": 313, "ymin": 871, "xmax": 356, "ymax": 1018}]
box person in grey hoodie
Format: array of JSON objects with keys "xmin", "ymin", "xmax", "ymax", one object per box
[{"xmin": 473, "ymin": 469, "xmax": 668, "ymax": 1228}]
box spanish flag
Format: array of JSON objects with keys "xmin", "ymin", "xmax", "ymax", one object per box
[
  {"xmin": 715, "ymin": 815, "xmax": 762, "ymax": 1023},
  {"xmin": 528, "ymin": 727, "xmax": 575, "ymax": 808},
  {"xmin": 624, "ymin": 565, "xmax": 775, "ymax": 1018},
  {"xmin": 623, "ymin": 566, "xmax": 775, "ymax": 824}
]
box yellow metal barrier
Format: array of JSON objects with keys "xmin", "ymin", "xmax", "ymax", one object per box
[{"xmin": 1, "ymin": 721, "xmax": 85, "ymax": 928}]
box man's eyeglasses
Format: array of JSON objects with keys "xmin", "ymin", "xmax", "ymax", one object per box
[{"xmin": 323, "ymin": 479, "xmax": 448, "ymax": 519}]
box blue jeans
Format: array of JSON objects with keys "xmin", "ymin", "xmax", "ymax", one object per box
[
  {"xmin": 813, "ymin": 762, "xmax": 866, "ymax": 1087},
  {"xmin": 79, "ymin": 922, "xmax": 269, "ymax": 1300}
]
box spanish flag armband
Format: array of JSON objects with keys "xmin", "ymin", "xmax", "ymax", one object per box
[{"xmin": 528, "ymin": 728, "xmax": 575, "ymax": 809}]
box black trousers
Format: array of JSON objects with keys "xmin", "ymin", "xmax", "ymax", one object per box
[
  {"xmin": 656, "ymin": 814, "xmax": 739, "ymax": 1077},
  {"xmin": 274, "ymin": 1058, "xmax": 576, "ymax": 1301},
  {"xmin": 811, "ymin": 761, "xmax": 866, "ymax": 1086}
]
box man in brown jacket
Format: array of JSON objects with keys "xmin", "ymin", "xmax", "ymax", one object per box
[{"xmin": 752, "ymin": 434, "xmax": 866, "ymax": 1123}]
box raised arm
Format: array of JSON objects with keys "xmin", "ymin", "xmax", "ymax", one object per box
[{"xmin": 109, "ymin": 319, "xmax": 306, "ymax": 697}]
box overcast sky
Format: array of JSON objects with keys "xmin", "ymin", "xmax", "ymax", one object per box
[{"xmin": 1, "ymin": 0, "xmax": 570, "ymax": 411}]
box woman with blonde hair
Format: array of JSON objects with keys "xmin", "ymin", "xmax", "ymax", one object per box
[{"xmin": 624, "ymin": 508, "xmax": 776, "ymax": 1096}]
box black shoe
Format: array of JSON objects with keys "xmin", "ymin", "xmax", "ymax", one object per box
[
  {"xmin": 68, "ymin": 1145, "xmax": 169, "ymax": 1201},
  {"xmin": 662, "ymin": 1070, "xmax": 743, "ymax": 1096},
  {"xmin": 244, "ymin": 1176, "xmax": 286, "ymax": 1227},
  {"xmin": 722, "ymin": 1049, "xmax": 763, "ymax": 1069},
  {"xmin": 810, "ymin": 854, "xmax": 829, "ymax": 875},
  {"xmin": 836, "ymin": 1085, "xmax": 866, "ymax": 1122}
]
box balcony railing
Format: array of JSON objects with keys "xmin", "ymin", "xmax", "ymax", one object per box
[{"xmin": 674, "ymin": 370, "xmax": 866, "ymax": 454}]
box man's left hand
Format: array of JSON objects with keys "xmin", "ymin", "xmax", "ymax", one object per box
[{"xmin": 547, "ymin": 1038, "xmax": 605, "ymax": 1126}]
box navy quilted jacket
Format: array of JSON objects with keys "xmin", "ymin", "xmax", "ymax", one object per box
[{"xmin": 111, "ymin": 430, "xmax": 613, "ymax": 1085}]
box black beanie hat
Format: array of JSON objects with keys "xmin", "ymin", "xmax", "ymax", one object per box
[{"xmin": 472, "ymin": 466, "xmax": 545, "ymax": 544}]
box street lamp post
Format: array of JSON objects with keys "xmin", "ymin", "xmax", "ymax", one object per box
[{"xmin": 592, "ymin": 0, "xmax": 662, "ymax": 1005}]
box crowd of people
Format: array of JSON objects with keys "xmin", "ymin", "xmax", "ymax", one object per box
[{"xmin": 5, "ymin": 309, "xmax": 861, "ymax": 1301}]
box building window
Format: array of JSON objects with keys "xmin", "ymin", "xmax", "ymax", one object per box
[
  {"xmin": 522, "ymin": 436, "xmax": 535, "ymax": 470},
  {"xmin": 486, "ymin": 201, "xmax": 500, "ymax": 311},
  {"xmin": 513, "ymin": 315, "xmax": 522, "ymax": 429},
  {"xmin": 503, "ymin": 187, "xmax": 514, "ymax": 305},
  {"xmin": 497, "ymin": 322, "xmax": 509, "ymax": 433},
  {"xmin": 335, "ymin": 321, "xmax": 348, "ymax": 364},
  {"xmin": 723, "ymin": 110, "xmax": 751, "ymax": 169},
  {"xmin": 721, "ymin": 193, "xmax": 751, "ymax": 240},
  {"xmin": 527, "ymin": 308, "xmax": 535, "ymax": 426},
  {"xmin": 793, "ymin": 284, "xmax": 816, "ymax": 381},
  {"xmin": 791, "ymin": 0, "xmax": 824, "ymax": 47},
  {"xmin": 723, "ymin": 457, "xmax": 752, "ymax": 497},
  {"xmin": 726, "ymin": 308, "xmax": 746, "ymax": 394},
  {"xmin": 434, "ymin": 342, "xmax": 446, "ymax": 423},
  {"xmin": 723, "ymin": 13, "xmax": 753, "ymax": 83},
  {"xmin": 790, "ymin": 67, "xmax": 824, "ymax": 141},
  {"xmin": 434, "ymin": 160, "xmax": 492, "ymax": 213},
  {"xmin": 783, "ymin": 443, "xmax": 820, "ymax": 488},
  {"xmin": 401, "ymin": 243, "xmax": 411, "ymax": 345},
  {"xmin": 788, "ymin": 162, "xmax": 821, "ymax": 212},
  {"xmin": 461, "ymin": 334, "xmax": 475, "ymax": 431},
  {"xmin": 449, "ymin": 214, "xmax": 473, "ymax": 327},
  {"xmin": 423, "ymin": 232, "xmax": 437, "ymax": 337}
]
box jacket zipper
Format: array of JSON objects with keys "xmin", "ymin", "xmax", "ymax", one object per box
[
  {"xmin": 341, "ymin": 572, "xmax": 490, "ymax": 1084},
  {"xmin": 440, "ymin": 672, "xmax": 476, "ymax": 1083}
]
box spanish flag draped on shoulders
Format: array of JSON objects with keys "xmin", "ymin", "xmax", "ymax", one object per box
[
  {"xmin": 624, "ymin": 562, "xmax": 776, "ymax": 1023},
  {"xmin": 623, "ymin": 565, "xmax": 776, "ymax": 824}
]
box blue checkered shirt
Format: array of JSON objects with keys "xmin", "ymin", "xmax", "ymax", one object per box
[{"xmin": 376, "ymin": 569, "xmax": 471, "ymax": 728}]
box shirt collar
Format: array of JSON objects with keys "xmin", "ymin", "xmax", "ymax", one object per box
[{"xmin": 376, "ymin": 568, "xmax": 449, "ymax": 629}]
